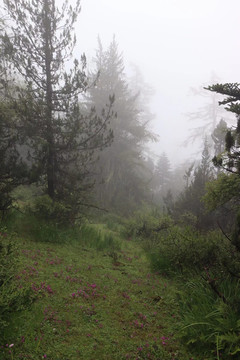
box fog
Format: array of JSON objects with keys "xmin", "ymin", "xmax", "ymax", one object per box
[
  {"xmin": 2, "ymin": 2, "xmax": 240, "ymax": 354},
  {"xmin": 69, "ymin": 0, "xmax": 240, "ymax": 166}
]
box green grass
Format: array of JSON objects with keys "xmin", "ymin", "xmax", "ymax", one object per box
[
  {"xmin": 1, "ymin": 225, "xmax": 194, "ymax": 360},
  {"xmin": 177, "ymin": 279, "xmax": 240, "ymax": 359}
]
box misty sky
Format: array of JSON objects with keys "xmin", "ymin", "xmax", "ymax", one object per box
[{"xmin": 73, "ymin": 0, "xmax": 240, "ymax": 166}]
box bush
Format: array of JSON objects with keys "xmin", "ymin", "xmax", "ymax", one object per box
[
  {"xmin": 32, "ymin": 195, "xmax": 74, "ymax": 226},
  {"xmin": 139, "ymin": 219, "xmax": 233, "ymax": 279},
  {"xmin": 123, "ymin": 208, "xmax": 172, "ymax": 241},
  {"xmin": 134, "ymin": 212, "xmax": 240, "ymax": 358},
  {"xmin": 26, "ymin": 217, "xmax": 71, "ymax": 243}
]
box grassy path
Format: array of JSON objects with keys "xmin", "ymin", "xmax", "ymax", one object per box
[{"xmin": 2, "ymin": 232, "xmax": 192, "ymax": 360}]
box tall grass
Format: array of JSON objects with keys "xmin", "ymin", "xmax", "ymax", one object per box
[
  {"xmin": 2, "ymin": 209, "xmax": 120, "ymax": 251},
  {"xmin": 79, "ymin": 224, "xmax": 121, "ymax": 251},
  {"xmin": 2, "ymin": 210, "xmax": 78, "ymax": 243},
  {"xmin": 178, "ymin": 279, "xmax": 240, "ymax": 359}
]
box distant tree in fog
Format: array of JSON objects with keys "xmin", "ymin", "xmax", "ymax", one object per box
[
  {"xmin": 184, "ymin": 73, "xmax": 232, "ymax": 150},
  {"xmin": 85, "ymin": 36, "xmax": 156, "ymax": 215},
  {"xmin": 128, "ymin": 64, "xmax": 155, "ymax": 127},
  {"xmin": 211, "ymin": 119, "xmax": 228, "ymax": 156},
  {"xmin": 175, "ymin": 138, "xmax": 214, "ymax": 230},
  {"xmin": 152, "ymin": 152, "xmax": 172, "ymax": 195}
]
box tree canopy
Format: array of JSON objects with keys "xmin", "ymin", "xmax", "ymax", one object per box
[
  {"xmin": 207, "ymin": 83, "xmax": 240, "ymax": 175},
  {"xmin": 1, "ymin": 0, "xmax": 113, "ymax": 220}
]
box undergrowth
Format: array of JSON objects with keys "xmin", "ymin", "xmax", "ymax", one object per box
[
  {"xmin": 178, "ymin": 279, "xmax": 240, "ymax": 359},
  {"xmin": 125, "ymin": 209, "xmax": 240, "ymax": 359},
  {"xmin": 3, "ymin": 202, "xmax": 239, "ymax": 359}
]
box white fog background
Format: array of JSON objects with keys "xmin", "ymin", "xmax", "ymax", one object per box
[{"xmin": 71, "ymin": 0, "xmax": 240, "ymax": 166}]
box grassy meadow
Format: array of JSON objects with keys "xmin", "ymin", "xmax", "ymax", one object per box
[
  {"xmin": 2, "ymin": 209, "xmax": 240, "ymax": 360},
  {"xmin": 0, "ymin": 218, "xmax": 195, "ymax": 360}
]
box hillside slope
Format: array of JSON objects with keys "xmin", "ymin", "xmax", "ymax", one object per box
[{"xmin": 2, "ymin": 228, "xmax": 192, "ymax": 360}]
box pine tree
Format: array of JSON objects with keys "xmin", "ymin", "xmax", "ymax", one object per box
[
  {"xmin": 0, "ymin": 100, "xmax": 27, "ymax": 214},
  {"xmin": 0, "ymin": 17, "xmax": 28, "ymax": 214},
  {"xmin": 207, "ymin": 83, "xmax": 240, "ymax": 174},
  {"xmin": 153, "ymin": 152, "xmax": 172, "ymax": 195},
  {"xmin": 2, "ymin": 0, "xmax": 113, "ymax": 219},
  {"xmin": 205, "ymin": 82, "xmax": 240, "ymax": 253},
  {"xmin": 211, "ymin": 119, "xmax": 228, "ymax": 156},
  {"xmin": 85, "ymin": 37, "xmax": 155, "ymax": 215}
]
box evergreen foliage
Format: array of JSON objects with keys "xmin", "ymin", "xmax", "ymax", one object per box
[
  {"xmin": 0, "ymin": 18, "xmax": 28, "ymax": 214},
  {"xmin": 184, "ymin": 73, "xmax": 229, "ymax": 148},
  {"xmin": 211, "ymin": 119, "xmax": 228, "ymax": 156},
  {"xmin": 207, "ymin": 83, "xmax": 240, "ymax": 174},
  {"xmin": 0, "ymin": 101, "xmax": 26, "ymax": 214},
  {"xmin": 1, "ymin": 0, "xmax": 113, "ymax": 220},
  {"xmin": 85, "ymin": 37, "xmax": 155, "ymax": 215},
  {"xmin": 175, "ymin": 138, "xmax": 214, "ymax": 230},
  {"xmin": 153, "ymin": 152, "xmax": 172, "ymax": 194}
]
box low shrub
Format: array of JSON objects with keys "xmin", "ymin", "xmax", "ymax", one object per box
[
  {"xmin": 123, "ymin": 208, "xmax": 172, "ymax": 241},
  {"xmin": 134, "ymin": 212, "xmax": 240, "ymax": 358},
  {"xmin": 150, "ymin": 228, "xmax": 226, "ymax": 274},
  {"xmin": 32, "ymin": 195, "xmax": 74, "ymax": 226},
  {"xmin": 0, "ymin": 229, "xmax": 34, "ymax": 342},
  {"xmin": 26, "ymin": 217, "xmax": 78, "ymax": 243}
]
